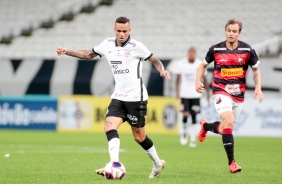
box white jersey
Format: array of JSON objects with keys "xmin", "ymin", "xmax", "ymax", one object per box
[
  {"xmin": 176, "ymin": 58, "xmax": 202, "ymax": 98},
  {"xmin": 93, "ymin": 37, "xmax": 152, "ymax": 102}
]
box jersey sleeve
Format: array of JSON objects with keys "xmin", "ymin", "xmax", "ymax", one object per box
[
  {"xmin": 204, "ymin": 47, "xmax": 214, "ymax": 65},
  {"xmin": 136, "ymin": 42, "xmax": 153, "ymax": 61},
  {"xmin": 249, "ymin": 48, "xmax": 260, "ymax": 68},
  {"xmin": 92, "ymin": 39, "xmax": 107, "ymax": 57}
]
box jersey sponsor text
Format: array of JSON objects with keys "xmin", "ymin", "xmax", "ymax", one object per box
[{"xmin": 221, "ymin": 68, "xmax": 243, "ymax": 76}]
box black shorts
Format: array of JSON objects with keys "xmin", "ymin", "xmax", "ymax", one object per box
[
  {"xmin": 180, "ymin": 98, "xmax": 201, "ymax": 114},
  {"xmin": 106, "ymin": 99, "xmax": 147, "ymax": 128}
]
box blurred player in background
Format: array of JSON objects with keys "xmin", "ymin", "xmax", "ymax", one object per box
[
  {"xmin": 175, "ymin": 47, "xmax": 210, "ymax": 147},
  {"xmin": 56, "ymin": 16, "xmax": 171, "ymax": 178},
  {"xmin": 196, "ymin": 19, "xmax": 263, "ymax": 173}
]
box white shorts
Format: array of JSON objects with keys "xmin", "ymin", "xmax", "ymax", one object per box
[{"xmin": 212, "ymin": 94, "xmax": 242, "ymax": 121}]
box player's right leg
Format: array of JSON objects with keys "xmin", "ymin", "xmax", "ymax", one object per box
[{"xmin": 95, "ymin": 99, "xmax": 125, "ymax": 177}]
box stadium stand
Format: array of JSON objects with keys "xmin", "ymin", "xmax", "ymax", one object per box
[{"xmin": 0, "ymin": 0, "xmax": 282, "ymax": 97}]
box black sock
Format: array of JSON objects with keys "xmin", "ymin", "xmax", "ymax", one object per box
[
  {"xmin": 139, "ymin": 136, "xmax": 153, "ymax": 150},
  {"xmin": 222, "ymin": 128, "xmax": 234, "ymax": 165},
  {"xmin": 191, "ymin": 112, "xmax": 196, "ymax": 124},
  {"xmin": 106, "ymin": 129, "xmax": 119, "ymax": 141},
  {"xmin": 203, "ymin": 121, "xmax": 220, "ymax": 134},
  {"xmin": 182, "ymin": 116, "xmax": 188, "ymax": 123}
]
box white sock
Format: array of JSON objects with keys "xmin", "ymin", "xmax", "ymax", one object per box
[
  {"xmin": 189, "ymin": 124, "xmax": 197, "ymax": 142},
  {"xmin": 183, "ymin": 123, "xmax": 188, "ymax": 135},
  {"xmin": 145, "ymin": 145, "xmax": 161, "ymax": 166},
  {"xmin": 108, "ymin": 138, "xmax": 120, "ymax": 162}
]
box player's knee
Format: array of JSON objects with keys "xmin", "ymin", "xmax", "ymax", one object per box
[
  {"xmin": 183, "ymin": 111, "xmax": 190, "ymax": 116},
  {"xmin": 104, "ymin": 118, "xmax": 115, "ymax": 132},
  {"xmin": 223, "ymin": 118, "xmax": 234, "ymax": 128},
  {"xmin": 133, "ymin": 134, "xmax": 146, "ymax": 143}
]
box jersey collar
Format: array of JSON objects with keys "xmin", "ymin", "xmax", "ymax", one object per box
[{"xmin": 115, "ymin": 36, "xmax": 131, "ymax": 47}]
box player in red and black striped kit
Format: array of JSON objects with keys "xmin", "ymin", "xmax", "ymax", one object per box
[{"xmin": 195, "ymin": 19, "xmax": 264, "ymax": 173}]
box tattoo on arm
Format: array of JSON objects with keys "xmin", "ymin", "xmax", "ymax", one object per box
[
  {"xmin": 254, "ymin": 74, "xmax": 259, "ymax": 85},
  {"xmin": 252, "ymin": 68, "xmax": 261, "ymax": 87},
  {"xmin": 149, "ymin": 56, "xmax": 164, "ymax": 73},
  {"xmin": 66, "ymin": 49, "xmax": 96, "ymax": 59}
]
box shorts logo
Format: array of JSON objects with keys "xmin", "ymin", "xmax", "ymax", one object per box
[
  {"xmin": 216, "ymin": 97, "xmax": 222, "ymax": 104},
  {"xmin": 221, "ymin": 68, "xmax": 243, "ymax": 76},
  {"xmin": 127, "ymin": 114, "xmax": 138, "ymax": 122}
]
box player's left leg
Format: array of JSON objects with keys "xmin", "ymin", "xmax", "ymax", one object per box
[
  {"xmin": 131, "ymin": 126, "xmax": 165, "ymax": 178},
  {"xmin": 188, "ymin": 98, "xmax": 201, "ymax": 147},
  {"xmin": 125, "ymin": 101, "xmax": 165, "ymax": 178},
  {"xmin": 219, "ymin": 111, "xmax": 241, "ymax": 173}
]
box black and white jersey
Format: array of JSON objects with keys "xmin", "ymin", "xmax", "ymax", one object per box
[
  {"xmin": 176, "ymin": 58, "xmax": 203, "ymax": 98},
  {"xmin": 93, "ymin": 36, "xmax": 152, "ymax": 102}
]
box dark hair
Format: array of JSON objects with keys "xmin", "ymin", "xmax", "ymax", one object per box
[
  {"xmin": 115, "ymin": 16, "xmax": 130, "ymax": 24},
  {"xmin": 188, "ymin": 46, "xmax": 196, "ymax": 52},
  {"xmin": 225, "ymin": 19, "xmax": 242, "ymax": 32}
]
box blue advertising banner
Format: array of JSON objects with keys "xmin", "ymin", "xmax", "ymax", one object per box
[{"xmin": 0, "ymin": 96, "xmax": 57, "ymax": 130}]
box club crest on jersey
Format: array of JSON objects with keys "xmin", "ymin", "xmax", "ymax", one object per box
[
  {"xmin": 124, "ymin": 48, "xmax": 132, "ymax": 57},
  {"xmin": 238, "ymin": 58, "xmax": 243, "ymax": 63}
]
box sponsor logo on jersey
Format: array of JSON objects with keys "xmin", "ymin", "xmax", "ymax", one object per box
[
  {"xmin": 110, "ymin": 61, "xmax": 122, "ymax": 64},
  {"xmin": 221, "ymin": 68, "xmax": 243, "ymax": 76},
  {"xmin": 220, "ymin": 59, "xmax": 228, "ymax": 62},
  {"xmin": 115, "ymin": 93, "xmax": 128, "ymax": 97},
  {"xmin": 113, "ymin": 69, "xmax": 130, "ymax": 74}
]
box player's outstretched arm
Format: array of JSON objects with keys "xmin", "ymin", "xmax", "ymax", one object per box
[
  {"xmin": 252, "ymin": 67, "xmax": 264, "ymax": 103},
  {"xmin": 195, "ymin": 62, "xmax": 208, "ymax": 93},
  {"xmin": 148, "ymin": 55, "xmax": 171, "ymax": 80},
  {"xmin": 56, "ymin": 46, "xmax": 97, "ymax": 60}
]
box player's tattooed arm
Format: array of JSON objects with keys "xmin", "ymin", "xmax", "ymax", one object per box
[
  {"xmin": 148, "ymin": 55, "xmax": 165, "ymax": 73},
  {"xmin": 252, "ymin": 67, "xmax": 264, "ymax": 102},
  {"xmin": 148, "ymin": 55, "xmax": 171, "ymax": 79},
  {"xmin": 65, "ymin": 49, "xmax": 97, "ymax": 60},
  {"xmin": 252, "ymin": 67, "xmax": 261, "ymax": 87}
]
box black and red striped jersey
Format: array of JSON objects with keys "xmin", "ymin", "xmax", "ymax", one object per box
[{"xmin": 204, "ymin": 40, "xmax": 260, "ymax": 102}]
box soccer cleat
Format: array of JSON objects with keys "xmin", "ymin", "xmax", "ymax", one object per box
[
  {"xmin": 149, "ymin": 160, "xmax": 166, "ymax": 179},
  {"xmin": 180, "ymin": 134, "xmax": 188, "ymax": 145},
  {"xmin": 229, "ymin": 160, "xmax": 242, "ymax": 173},
  {"xmin": 95, "ymin": 167, "xmax": 105, "ymax": 177},
  {"xmin": 198, "ymin": 119, "xmax": 208, "ymax": 142}
]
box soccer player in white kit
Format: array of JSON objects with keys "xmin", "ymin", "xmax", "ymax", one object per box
[
  {"xmin": 56, "ymin": 17, "xmax": 170, "ymax": 179},
  {"xmin": 176, "ymin": 47, "xmax": 210, "ymax": 147}
]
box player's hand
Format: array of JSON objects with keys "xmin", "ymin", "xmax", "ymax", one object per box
[
  {"xmin": 160, "ymin": 70, "xmax": 171, "ymax": 80},
  {"xmin": 196, "ymin": 82, "xmax": 205, "ymax": 93},
  {"xmin": 254, "ymin": 88, "xmax": 263, "ymax": 103},
  {"xmin": 56, "ymin": 47, "xmax": 67, "ymax": 56}
]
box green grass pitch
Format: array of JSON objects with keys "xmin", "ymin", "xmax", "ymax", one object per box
[{"xmin": 0, "ymin": 130, "xmax": 281, "ymax": 184}]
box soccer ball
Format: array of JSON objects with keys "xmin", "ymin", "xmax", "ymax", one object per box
[{"xmin": 104, "ymin": 161, "xmax": 126, "ymax": 180}]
